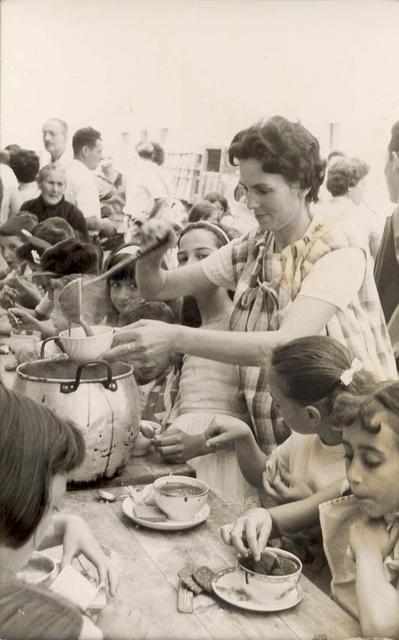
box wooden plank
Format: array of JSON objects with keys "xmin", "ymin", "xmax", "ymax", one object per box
[
  {"xmin": 59, "ymin": 487, "xmax": 360, "ymax": 640},
  {"xmin": 62, "ymin": 489, "xmax": 212, "ymax": 640}
]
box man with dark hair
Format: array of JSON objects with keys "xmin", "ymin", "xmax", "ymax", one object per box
[
  {"xmin": 9, "ymin": 149, "xmax": 40, "ymax": 201},
  {"xmin": 42, "ymin": 118, "xmax": 69, "ymax": 164},
  {"xmin": 65, "ymin": 127, "xmax": 115, "ymax": 235}
]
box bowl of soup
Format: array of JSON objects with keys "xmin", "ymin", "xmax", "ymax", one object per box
[
  {"xmin": 58, "ymin": 326, "xmax": 114, "ymax": 362},
  {"xmin": 17, "ymin": 551, "xmax": 58, "ymax": 588},
  {"xmin": 153, "ymin": 475, "xmax": 209, "ymax": 521},
  {"xmin": 237, "ymin": 547, "xmax": 302, "ymax": 605}
]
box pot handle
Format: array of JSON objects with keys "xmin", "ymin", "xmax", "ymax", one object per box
[
  {"xmin": 40, "ymin": 336, "xmax": 65, "ymax": 359},
  {"xmin": 60, "ymin": 359, "xmax": 117, "ymax": 394}
]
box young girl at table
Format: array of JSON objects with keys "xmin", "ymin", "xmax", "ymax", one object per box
[
  {"xmin": 0, "ymin": 385, "xmax": 146, "ymax": 640},
  {"xmin": 316, "ymin": 380, "xmax": 399, "ymax": 637},
  {"xmin": 151, "ymin": 221, "xmax": 259, "ymax": 508},
  {"xmin": 205, "ymin": 335, "xmax": 373, "ymax": 503}
]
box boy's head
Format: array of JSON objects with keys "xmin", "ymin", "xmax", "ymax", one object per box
[
  {"xmin": 0, "ymin": 212, "xmax": 39, "ymax": 269},
  {"xmin": 16, "ymin": 217, "xmax": 75, "ymax": 267},
  {"xmin": 40, "ymin": 238, "xmax": 100, "ymax": 277},
  {"xmin": 129, "ymin": 301, "xmax": 176, "ymax": 385}
]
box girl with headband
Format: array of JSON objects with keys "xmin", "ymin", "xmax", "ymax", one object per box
[{"xmin": 148, "ymin": 221, "xmax": 259, "ymax": 507}]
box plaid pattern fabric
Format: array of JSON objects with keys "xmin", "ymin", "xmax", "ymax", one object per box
[{"xmin": 229, "ymin": 214, "xmax": 397, "ymax": 455}]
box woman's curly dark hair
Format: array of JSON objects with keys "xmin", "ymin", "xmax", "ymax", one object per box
[
  {"xmin": 228, "ymin": 115, "xmax": 326, "ymax": 203},
  {"xmin": 332, "ymin": 380, "xmax": 399, "ymax": 437},
  {"xmin": 326, "ymin": 156, "xmax": 369, "ymax": 197}
]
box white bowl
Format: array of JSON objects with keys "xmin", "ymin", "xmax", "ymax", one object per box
[
  {"xmin": 16, "ymin": 551, "xmax": 58, "ymax": 587},
  {"xmin": 237, "ymin": 547, "xmax": 302, "ymax": 605},
  {"xmin": 58, "ymin": 326, "xmax": 114, "ymax": 362},
  {"xmin": 153, "ymin": 475, "xmax": 209, "ymax": 521}
]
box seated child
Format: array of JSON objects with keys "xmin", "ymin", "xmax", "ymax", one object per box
[
  {"xmin": 217, "ymin": 336, "xmax": 374, "ymax": 574},
  {"xmin": 318, "ymin": 381, "xmax": 399, "ymax": 637},
  {"xmin": 207, "ymin": 336, "xmax": 372, "ymax": 502},
  {"xmin": 0, "ymin": 212, "xmax": 41, "ymax": 309},
  {"xmin": 147, "ymin": 221, "xmax": 257, "ymax": 508},
  {"xmin": 13, "ymin": 216, "xmax": 76, "ymax": 320},
  {"xmin": 105, "ymin": 245, "xmax": 144, "ymax": 327},
  {"xmin": 8, "ymin": 238, "xmax": 101, "ymax": 340},
  {"xmin": 0, "ymin": 384, "xmax": 147, "ymax": 640},
  {"xmin": 105, "ymin": 244, "xmax": 180, "ymax": 327}
]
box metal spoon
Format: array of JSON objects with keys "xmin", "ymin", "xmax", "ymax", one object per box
[{"xmin": 96, "ymin": 489, "xmax": 118, "ymax": 502}]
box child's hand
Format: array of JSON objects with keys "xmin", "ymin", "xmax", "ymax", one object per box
[
  {"xmin": 152, "ymin": 428, "xmax": 206, "ymax": 463},
  {"xmin": 8, "ymin": 307, "xmax": 41, "ymax": 332},
  {"xmin": 349, "ymin": 515, "xmax": 399, "ymax": 558},
  {"xmin": 204, "ymin": 415, "xmax": 252, "ymax": 450},
  {"xmin": 220, "ymin": 508, "xmax": 273, "ymax": 561},
  {"xmin": 1, "ymin": 284, "xmax": 19, "ymax": 308},
  {"xmin": 60, "ymin": 514, "xmax": 119, "ymax": 597},
  {"xmin": 263, "ymin": 467, "xmax": 313, "ymax": 503}
]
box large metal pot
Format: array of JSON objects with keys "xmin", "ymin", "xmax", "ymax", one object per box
[{"xmin": 15, "ymin": 358, "xmax": 141, "ymax": 483}]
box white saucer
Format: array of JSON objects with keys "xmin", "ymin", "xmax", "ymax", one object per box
[
  {"xmin": 212, "ymin": 567, "xmax": 303, "ymax": 612},
  {"xmin": 122, "ymin": 497, "xmax": 210, "ymax": 531}
]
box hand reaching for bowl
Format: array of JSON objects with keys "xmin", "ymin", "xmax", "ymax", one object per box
[
  {"xmin": 8, "ymin": 307, "xmax": 43, "ymax": 333},
  {"xmin": 105, "ymin": 320, "xmax": 179, "ymax": 364},
  {"xmin": 220, "ymin": 508, "xmax": 273, "ymax": 561}
]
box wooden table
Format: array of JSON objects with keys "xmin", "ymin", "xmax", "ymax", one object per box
[{"xmin": 61, "ymin": 487, "xmax": 360, "ymax": 640}]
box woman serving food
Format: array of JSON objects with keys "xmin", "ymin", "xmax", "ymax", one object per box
[{"xmin": 107, "ymin": 115, "xmax": 396, "ymax": 453}]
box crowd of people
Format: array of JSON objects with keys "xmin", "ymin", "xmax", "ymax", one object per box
[{"xmin": 2, "ymin": 113, "xmax": 399, "ymax": 638}]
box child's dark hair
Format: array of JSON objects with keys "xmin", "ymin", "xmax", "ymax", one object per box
[
  {"xmin": 41, "ymin": 239, "xmax": 100, "ymax": 276},
  {"xmin": 120, "ymin": 300, "xmax": 176, "ymax": 326},
  {"xmin": 106, "ymin": 252, "xmax": 137, "ymax": 284},
  {"xmin": 0, "ymin": 212, "xmax": 38, "ymax": 237},
  {"xmin": 270, "ymin": 336, "xmax": 375, "ymax": 417},
  {"xmin": 0, "ymin": 385, "xmax": 85, "ymax": 548},
  {"xmin": 188, "ymin": 201, "xmax": 217, "ymax": 223},
  {"xmin": 333, "ymin": 380, "xmax": 399, "ymax": 437}
]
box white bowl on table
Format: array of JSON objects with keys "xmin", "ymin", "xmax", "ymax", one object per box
[
  {"xmin": 153, "ymin": 475, "xmax": 209, "ymax": 521},
  {"xmin": 58, "ymin": 326, "xmax": 114, "ymax": 362},
  {"xmin": 237, "ymin": 547, "xmax": 302, "ymax": 605}
]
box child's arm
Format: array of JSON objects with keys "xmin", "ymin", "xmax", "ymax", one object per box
[
  {"xmin": 204, "ymin": 416, "xmax": 267, "ymax": 487},
  {"xmin": 8, "ymin": 307, "xmax": 57, "ymax": 338},
  {"xmin": 221, "ymin": 479, "xmax": 343, "ymax": 560},
  {"xmin": 350, "ymin": 516, "xmax": 399, "ymax": 639}
]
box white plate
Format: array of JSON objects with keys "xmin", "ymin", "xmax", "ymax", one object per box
[
  {"xmin": 212, "ymin": 567, "xmax": 303, "ymax": 613},
  {"xmin": 122, "ymin": 497, "xmax": 210, "ymax": 531}
]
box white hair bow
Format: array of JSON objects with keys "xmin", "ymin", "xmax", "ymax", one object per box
[{"xmin": 339, "ymin": 358, "xmax": 363, "ymax": 386}]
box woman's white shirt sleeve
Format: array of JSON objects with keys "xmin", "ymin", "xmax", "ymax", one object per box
[
  {"xmin": 298, "ymin": 247, "xmax": 366, "ymax": 310},
  {"xmin": 200, "ymin": 242, "xmax": 237, "ymax": 290}
]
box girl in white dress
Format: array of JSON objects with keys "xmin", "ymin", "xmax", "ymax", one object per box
[{"xmin": 152, "ymin": 222, "xmax": 259, "ymax": 508}]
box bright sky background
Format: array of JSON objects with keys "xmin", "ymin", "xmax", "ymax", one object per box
[{"xmin": 1, "ymin": 0, "xmax": 399, "ymax": 209}]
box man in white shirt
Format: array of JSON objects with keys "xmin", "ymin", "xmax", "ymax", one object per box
[
  {"xmin": 42, "ymin": 118, "xmax": 71, "ymax": 165},
  {"xmin": 124, "ymin": 142, "xmax": 171, "ymax": 223},
  {"xmin": 65, "ymin": 127, "xmax": 115, "ymax": 235}
]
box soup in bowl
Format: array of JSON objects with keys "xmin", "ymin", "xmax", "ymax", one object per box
[
  {"xmin": 153, "ymin": 475, "xmax": 209, "ymax": 521},
  {"xmin": 237, "ymin": 547, "xmax": 302, "ymax": 605}
]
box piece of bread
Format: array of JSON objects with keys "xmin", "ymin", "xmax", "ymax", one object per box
[{"xmin": 133, "ymin": 504, "xmax": 168, "ymax": 522}]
